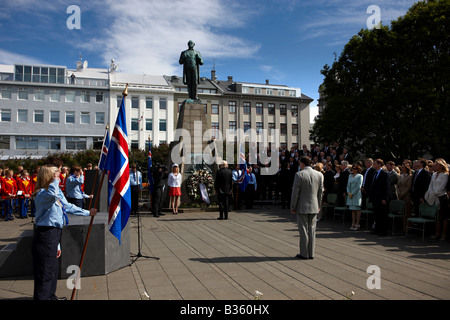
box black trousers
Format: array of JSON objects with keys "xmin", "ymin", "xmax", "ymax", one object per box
[
  {"xmin": 373, "ymin": 202, "xmax": 389, "ymax": 235},
  {"xmin": 32, "ymin": 226, "xmax": 61, "ymax": 300},
  {"xmin": 131, "ymin": 186, "xmax": 139, "ymax": 214},
  {"xmin": 218, "ymin": 193, "xmax": 230, "ymax": 219},
  {"xmin": 152, "ymin": 187, "xmax": 163, "ymax": 215},
  {"xmin": 245, "ymin": 184, "xmax": 255, "ymax": 209},
  {"xmin": 67, "ymin": 197, "xmax": 84, "ymax": 209}
]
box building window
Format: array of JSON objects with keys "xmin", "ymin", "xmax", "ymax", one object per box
[
  {"xmin": 66, "ymin": 137, "xmax": 87, "ymax": 150},
  {"xmin": 96, "ymin": 91, "xmax": 104, "ymax": 103},
  {"xmin": 131, "ymin": 140, "xmax": 139, "ymax": 149},
  {"xmin": 34, "ymin": 110, "xmax": 44, "ymax": 123},
  {"xmin": 50, "ymin": 89, "xmax": 60, "ymax": 102},
  {"xmin": 211, "ymin": 104, "xmax": 219, "ymax": 114},
  {"xmin": 95, "ymin": 112, "xmax": 105, "ymax": 124},
  {"xmin": 16, "ymin": 136, "xmax": 60, "ymax": 150},
  {"xmin": 256, "ymin": 122, "xmax": 263, "ymax": 134},
  {"xmin": 268, "ymin": 103, "xmax": 275, "ymax": 115},
  {"xmin": 290, "ymin": 90, "xmax": 296, "ymax": 97},
  {"xmin": 268, "ymin": 122, "xmax": 275, "ymax": 135},
  {"xmin": 243, "ymin": 102, "xmax": 251, "ymax": 114},
  {"xmin": 254, "ymin": 88, "xmax": 261, "ymax": 94},
  {"xmin": 229, "ymin": 101, "xmax": 236, "ymax": 113},
  {"xmin": 0, "ymin": 109, "xmax": 11, "ymax": 122},
  {"xmin": 146, "ymin": 119, "xmax": 152, "ymax": 131},
  {"xmin": 244, "ymin": 122, "xmax": 251, "ymax": 132},
  {"xmin": 146, "ymin": 97, "xmax": 153, "ymax": 109},
  {"xmin": 66, "ymin": 111, "xmax": 75, "ymax": 124},
  {"xmin": 204, "ymin": 104, "xmax": 207, "ymax": 114},
  {"xmin": 266, "ymin": 88, "xmax": 273, "ymax": 95},
  {"xmin": 256, "ymin": 103, "xmax": 263, "ymax": 114},
  {"xmin": 229, "ymin": 121, "xmax": 236, "ymax": 133},
  {"xmin": 81, "ymin": 91, "xmax": 90, "ymax": 103},
  {"xmin": 280, "ymin": 104, "xmax": 287, "ymax": 115},
  {"xmin": 132, "ymin": 97, "xmax": 139, "ymax": 108},
  {"xmin": 1, "ymin": 87, "xmax": 11, "ymax": 99},
  {"xmin": 50, "ymin": 111, "xmax": 60, "ymax": 123},
  {"xmin": 291, "ymin": 105, "xmax": 298, "ymax": 116},
  {"xmin": 211, "ymin": 122, "xmax": 219, "ymax": 139},
  {"xmin": 131, "ymin": 118, "xmax": 139, "ymax": 131},
  {"xmin": 18, "ymin": 87, "xmax": 28, "ymax": 100},
  {"xmin": 17, "ymin": 109, "xmax": 28, "ymax": 123},
  {"xmin": 160, "ymin": 98, "xmax": 167, "ymax": 110},
  {"xmin": 80, "ymin": 112, "xmax": 90, "ymax": 124},
  {"xmin": 278, "ymin": 89, "xmax": 285, "ymax": 96},
  {"xmin": 66, "ymin": 90, "xmax": 76, "ymax": 102},
  {"xmin": 34, "ymin": 88, "xmax": 45, "ymax": 101},
  {"xmin": 280, "ymin": 123, "xmax": 287, "ymax": 135},
  {"xmin": 159, "ymin": 119, "xmax": 167, "ymax": 131},
  {"xmin": 292, "ymin": 124, "xmax": 298, "ymax": 135}
]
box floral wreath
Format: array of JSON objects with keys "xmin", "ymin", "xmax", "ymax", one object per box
[{"xmin": 186, "ymin": 169, "xmax": 214, "ymax": 201}]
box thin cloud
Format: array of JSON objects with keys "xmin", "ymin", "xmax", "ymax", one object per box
[
  {"xmin": 81, "ymin": 0, "xmax": 261, "ymax": 75},
  {"xmin": 0, "ymin": 49, "xmax": 46, "ymax": 65}
]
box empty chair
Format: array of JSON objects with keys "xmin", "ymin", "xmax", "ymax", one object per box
[
  {"xmin": 406, "ymin": 203, "xmax": 439, "ymax": 241},
  {"xmin": 388, "ymin": 199, "xmax": 405, "ymax": 235},
  {"xmin": 321, "ymin": 193, "xmax": 337, "ymax": 221},
  {"xmin": 360, "ymin": 198, "xmax": 374, "ymax": 230}
]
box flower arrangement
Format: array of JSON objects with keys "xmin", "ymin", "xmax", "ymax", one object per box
[{"xmin": 186, "ymin": 169, "xmax": 214, "ymax": 202}]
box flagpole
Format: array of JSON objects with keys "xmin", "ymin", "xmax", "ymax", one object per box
[{"xmin": 69, "ymin": 100, "xmax": 118, "ymax": 299}]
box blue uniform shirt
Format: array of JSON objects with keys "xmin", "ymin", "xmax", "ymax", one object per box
[
  {"xmin": 65, "ymin": 174, "xmax": 90, "ymax": 199},
  {"xmin": 34, "ymin": 180, "xmax": 90, "ymax": 228}
]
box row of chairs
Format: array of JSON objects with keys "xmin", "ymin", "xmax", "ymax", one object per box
[{"xmin": 321, "ymin": 193, "xmax": 439, "ymax": 241}]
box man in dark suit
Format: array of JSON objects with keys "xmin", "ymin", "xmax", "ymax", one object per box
[
  {"xmin": 151, "ymin": 164, "xmax": 168, "ymax": 217},
  {"xmin": 369, "ymin": 159, "xmax": 390, "ymax": 236},
  {"xmin": 361, "ymin": 158, "xmax": 375, "ymax": 209},
  {"xmin": 411, "ymin": 158, "xmax": 432, "ymax": 215},
  {"xmin": 215, "ymin": 161, "xmax": 232, "ymax": 220}
]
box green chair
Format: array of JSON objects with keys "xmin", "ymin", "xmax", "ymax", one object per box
[
  {"xmin": 333, "ymin": 197, "xmax": 349, "ymax": 224},
  {"xmin": 321, "ymin": 193, "xmax": 337, "ymax": 221},
  {"xmin": 406, "ymin": 203, "xmax": 439, "ymax": 241},
  {"xmin": 360, "ymin": 198, "xmax": 374, "ymax": 230},
  {"xmin": 388, "ymin": 199, "xmax": 405, "ymax": 235}
]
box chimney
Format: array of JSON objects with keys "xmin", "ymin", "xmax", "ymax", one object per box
[
  {"xmin": 211, "ymin": 69, "xmax": 216, "ymax": 81},
  {"xmin": 227, "ymin": 76, "xmax": 233, "ymax": 82},
  {"xmin": 266, "ymin": 79, "xmax": 270, "ymax": 85}
]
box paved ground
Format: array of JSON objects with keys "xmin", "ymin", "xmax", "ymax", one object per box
[{"xmin": 0, "ymin": 205, "xmax": 449, "ymax": 301}]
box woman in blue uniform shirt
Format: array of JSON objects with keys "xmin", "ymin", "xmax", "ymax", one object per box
[
  {"xmin": 65, "ymin": 165, "xmax": 93, "ymax": 209},
  {"xmin": 32, "ymin": 164, "xmax": 97, "ymax": 300}
]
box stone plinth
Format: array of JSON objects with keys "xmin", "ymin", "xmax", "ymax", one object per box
[{"xmin": 168, "ymin": 101, "xmax": 218, "ymax": 205}]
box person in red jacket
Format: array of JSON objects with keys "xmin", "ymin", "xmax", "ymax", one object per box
[
  {"xmin": 18, "ymin": 170, "xmax": 32, "ymax": 218},
  {"xmin": 30, "ymin": 167, "xmax": 40, "ymax": 217},
  {"xmin": 59, "ymin": 166, "xmax": 67, "ymax": 194},
  {"xmin": 2, "ymin": 170, "xmax": 17, "ymax": 221}
]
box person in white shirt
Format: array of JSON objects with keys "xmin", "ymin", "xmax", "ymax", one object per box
[
  {"xmin": 168, "ymin": 164, "xmax": 182, "ymax": 214},
  {"xmin": 129, "ymin": 164, "xmax": 142, "ymax": 215}
]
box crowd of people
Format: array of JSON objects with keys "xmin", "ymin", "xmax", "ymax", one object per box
[
  {"xmin": 231, "ymin": 142, "xmax": 450, "ymax": 240},
  {"xmin": 0, "ymin": 163, "xmax": 96, "ymax": 222}
]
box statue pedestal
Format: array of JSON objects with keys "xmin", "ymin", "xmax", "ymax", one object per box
[{"xmin": 168, "ymin": 101, "xmax": 218, "ymax": 205}]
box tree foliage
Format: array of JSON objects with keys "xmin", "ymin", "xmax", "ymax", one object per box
[{"xmin": 311, "ymin": 0, "xmax": 450, "ymax": 162}]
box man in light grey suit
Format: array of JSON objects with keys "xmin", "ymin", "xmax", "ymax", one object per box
[{"xmin": 290, "ymin": 156, "xmax": 324, "ymax": 260}]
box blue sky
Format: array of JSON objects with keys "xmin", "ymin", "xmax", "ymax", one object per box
[{"xmin": 0, "ymin": 0, "xmax": 418, "ymax": 122}]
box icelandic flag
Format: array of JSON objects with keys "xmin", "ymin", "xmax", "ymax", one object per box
[
  {"xmin": 147, "ymin": 139, "xmax": 154, "ymax": 194},
  {"xmin": 98, "ymin": 127, "xmax": 110, "ymax": 171},
  {"xmin": 237, "ymin": 144, "xmax": 249, "ymax": 192},
  {"xmin": 104, "ymin": 96, "xmax": 131, "ymax": 243}
]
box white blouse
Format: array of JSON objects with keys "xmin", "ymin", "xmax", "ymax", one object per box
[{"xmin": 168, "ymin": 172, "xmax": 182, "ymax": 188}]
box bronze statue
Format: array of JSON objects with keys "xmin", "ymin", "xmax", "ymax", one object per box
[{"xmin": 179, "ymin": 40, "xmax": 203, "ymax": 101}]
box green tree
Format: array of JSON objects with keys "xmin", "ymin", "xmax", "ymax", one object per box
[{"xmin": 311, "ymin": 0, "xmax": 450, "ymax": 162}]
